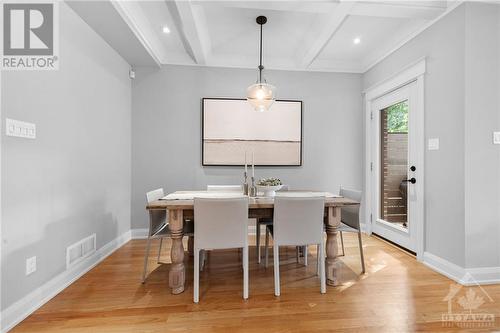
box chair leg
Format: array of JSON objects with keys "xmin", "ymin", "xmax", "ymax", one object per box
[
  {"xmin": 274, "ymin": 244, "xmax": 280, "ymax": 296},
  {"xmin": 194, "ymin": 249, "xmax": 200, "ymax": 303},
  {"xmin": 157, "ymin": 238, "xmax": 163, "ymax": 263},
  {"xmin": 296, "ymin": 246, "xmax": 300, "ymax": 263},
  {"xmin": 256, "ymin": 221, "xmax": 261, "ymax": 264},
  {"xmin": 265, "ymin": 227, "xmax": 270, "ymax": 268},
  {"xmin": 243, "ymin": 246, "xmax": 249, "ymax": 299},
  {"xmin": 316, "ymin": 244, "xmax": 320, "ymax": 276},
  {"xmin": 200, "ymin": 250, "xmax": 206, "ymax": 271},
  {"xmin": 358, "ymin": 231, "xmax": 366, "ymax": 274},
  {"xmin": 142, "ymin": 237, "xmax": 152, "ymax": 283},
  {"xmin": 340, "ymin": 231, "xmax": 345, "ymax": 256},
  {"xmin": 303, "ymin": 246, "xmax": 308, "ymax": 266},
  {"xmin": 320, "ymin": 240, "xmax": 326, "ymax": 294}
]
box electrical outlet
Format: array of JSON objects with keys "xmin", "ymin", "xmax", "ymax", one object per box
[
  {"xmin": 26, "ymin": 256, "xmax": 37, "ymax": 275},
  {"xmin": 493, "ymin": 132, "xmax": 500, "ymax": 145},
  {"xmin": 428, "ymin": 138, "xmax": 439, "ymax": 150}
]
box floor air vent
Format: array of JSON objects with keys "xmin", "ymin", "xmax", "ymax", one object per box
[{"xmin": 66, "ymin": 234, "xmax": 96, "ymax": 269}]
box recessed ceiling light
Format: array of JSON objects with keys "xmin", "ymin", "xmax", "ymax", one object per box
[
  {"xmin": 353, "ymin": 37, "xmax": 361, "ymax": 45},
  {"xmin": 162, "ymin": 25, "xmax": 170, "ymax": 34}
]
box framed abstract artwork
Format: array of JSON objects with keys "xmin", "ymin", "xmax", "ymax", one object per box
[{"xmin": 202, "ymin": 98, "xmax": 302, "ymax": 166}]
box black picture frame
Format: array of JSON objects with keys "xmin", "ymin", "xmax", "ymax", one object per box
[{"xmin": 201, "ymin": 97, "xmax": 303, "ymax": 167}]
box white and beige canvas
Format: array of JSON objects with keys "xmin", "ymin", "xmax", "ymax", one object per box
[{"xmin": 202, "ymin": 99, "xmax": 302, "ymax": 165}]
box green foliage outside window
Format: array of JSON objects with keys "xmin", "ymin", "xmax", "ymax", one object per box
[{"xmin": 387, "ymin": 101, "xmax": 408, "ymax": 133}]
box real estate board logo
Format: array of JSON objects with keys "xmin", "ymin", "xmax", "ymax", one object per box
[
  {"xmin": 1, "ymin": 1, "xmax": 59, "ymax": 70},
  {"xmin": 442, "ymin": 273, "xmax": 495, "ymax": 329}
]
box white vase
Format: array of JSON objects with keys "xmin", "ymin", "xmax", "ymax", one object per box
[{"xmin": 256, "ymin": 185, "xmax": 283, "ymax": 197}]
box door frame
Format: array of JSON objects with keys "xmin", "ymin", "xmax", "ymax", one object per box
[
  {"xmin": 371, "ymin": 84, "xmax": 418, "ymax": 252},
  {"xmin": 364, "ymin": 58, "xmax": 426, "ymax": 260}
]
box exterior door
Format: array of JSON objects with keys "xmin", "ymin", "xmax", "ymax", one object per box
[{"xmin": 370, "ymin": 82, "xmax": 421, "ymax": 252}]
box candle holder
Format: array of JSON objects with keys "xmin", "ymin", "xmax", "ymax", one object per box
[
  {"xmin": 243, "ymin": 171, "xmax": 249, "ymax": 196},
  {"xmin": 249, "ymin": 176, "xmax": 257, "ymax": 197}
]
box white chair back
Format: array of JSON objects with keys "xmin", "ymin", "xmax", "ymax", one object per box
[
  {"xmin": 146, "ymin": 188, "xmax": 166, "ymax": 237},
  {"xmin": 194, "ymin": 197, "xmax": 249, "ymax": 250},
  {"xmin": 273, "ymin": 196, "xmax": 325, "ymax": 246},
  {"xmin": 147, "ymin": 188, "xmax": 164, "ymax": 202},
  {"xmin": 339, "ymin": 187, "xmax": 362, "ymax": 230},
  {"xmin": 278, "ymin": 185, "xmax": 289, "ymax": 191},
  {"xmin": 207, "ymin": 185, "xmax": 243, "ymax": 192}
]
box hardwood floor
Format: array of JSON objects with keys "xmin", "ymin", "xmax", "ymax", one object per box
[{"xmin": 12, "ymin": 234, "xmax": 500, "ymax": 332}]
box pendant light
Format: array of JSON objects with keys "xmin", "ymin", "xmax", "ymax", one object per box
[{"xmin": 247, "ymin": 16, "xmax": 276, "ymax": 112}]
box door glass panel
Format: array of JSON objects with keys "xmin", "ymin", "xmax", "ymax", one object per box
[{"xmin": 380, "ymin": 100, "xmax": 409, "ymax": 230}]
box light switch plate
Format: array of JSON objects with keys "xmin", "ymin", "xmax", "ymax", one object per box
[
  {"xmin": 26, "ymin": 256, "xmax": 37, "ymax": 275},
  {"xmin": 6, "ymin": 118, "xmax": 36, "ymax": 139},
  {"xmin": 493, "ymin": 132, "xmax": 500, "ymax": 145},
  {"xmin": 428, "ymin": 138, "xmax": 439, "ymax": 150}
]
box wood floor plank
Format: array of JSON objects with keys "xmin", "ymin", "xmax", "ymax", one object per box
[{"xmin": 11, "ymin": 234, "xmax": 500, "ymax": 332}]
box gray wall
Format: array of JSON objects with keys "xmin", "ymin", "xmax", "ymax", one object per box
[
  {"xmin": 1, "ymin": 2, "xmax": 131, "ymax": 310},
  {"xmin": 463, "ymin": 3, "xmax": 500, "ymax": 268},
  {"xmin": 132, "ymin": 65, "xmax": 362, "ymax": 229},
  {"xmin": 364, "ymin": 3, "xmax": 500, "ymax": 269},
  {"xmin": 363, "ymin": 5, "xmax": 467, "ymax": 267}
]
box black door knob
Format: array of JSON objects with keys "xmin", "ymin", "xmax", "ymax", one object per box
[
  {"xmin": 410, "ymin": 166, "xmax": 416, "ymax": 171},
  {"xmin": 404, "ymin": 178, "xmax": 416, "ymax": 184}
]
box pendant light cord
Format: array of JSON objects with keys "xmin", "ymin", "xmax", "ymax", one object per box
[{"xmin": 259, "ymin": 22, "xmax": 263, "ymax": 83}]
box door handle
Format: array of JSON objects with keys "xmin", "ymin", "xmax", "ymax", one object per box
[{"xmin": 403, "ymin": 178, "xmax": 416, "ymax": 184}]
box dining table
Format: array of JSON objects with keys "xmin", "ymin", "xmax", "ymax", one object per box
[{"xmin": 146, "ymin": 190, "xmax": 360, "ymax": 294}]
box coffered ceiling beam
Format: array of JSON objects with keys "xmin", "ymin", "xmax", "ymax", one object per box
[
  {"xmin": 299, "ymin": 2, "xmax": 355, "ymax": 69},
  {"xmin": 194, "ymin": 1, "xmax": 336, "ymax": 14},
  {"xmin": 350, "ymin": 2, "xmax": 447, "ymax": 19},
  {"xmin": 110, "ymin": 0, "xmax": 165, "ymax": 67},
  {"xmin": 166, "ymin": 0, "xmax": 211, "ymax": 65}
]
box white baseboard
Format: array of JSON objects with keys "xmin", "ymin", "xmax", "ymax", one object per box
[
  {"xmin": 423, "ymin": 251, "xmax": 500, "ymax": 286},
  {"xmin": 464, "ymin": 266, "xmax": 500, "ymax": 285},
  {"xmin": 133, "ymin": 224, "xmax": 369, "ymax": 238},
  {"xmin": 423, "ymin": 251, "xmax": 465, "ymax": 283},
  {"xmin": 131, "ymin": 226, "xmax": 259, "ymax": 238},
  {"xmin": 131, "ymin": 228, "xmax": 149, "ymax": 239},
  {"xmin": 1, "ymin": 230, "xmax": 132, "ymax": 333},
  {"xmin": 133, "ymin": 221, "xmax": 371, "ymax": 239},
  {"xmin": 359, "ymin": 223, "xmax": 369, "ymax": 234}
]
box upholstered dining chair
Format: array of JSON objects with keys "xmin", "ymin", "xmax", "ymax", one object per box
[
  {"xmin": 256, "ymin": 185, "xmax": 306, "ymax": 266},
  {"xmin": 338, "ymin": 186, "xmax": 365, "ymax": 274},
  {"xmin": 142, "ymin": 188, "xmax": 194, "ymax": 283},
  {"xmin": 268, "ymin": 196, "xmax": 326, "ymax": 296},
  {"xmin": 204, "ymin": 185, "xmax": 245, "ymax": 269},
  {"xmin": 193, "ymin": 197, "xmax": 249, "ymax": 303}
]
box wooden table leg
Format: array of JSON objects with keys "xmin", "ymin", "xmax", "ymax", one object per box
[
  {"xmin": 168, "ymin": 209, "xmax": 185, "ymax": 294},
  {"xmin": 326, "ymin": 206, "xmax": 341, "ymax": 286},
  {"xmin": 188, "ymin": 236, "xmax": 194, "ymax": 257}
]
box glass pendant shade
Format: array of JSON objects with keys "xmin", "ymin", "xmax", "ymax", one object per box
[
  {"xmin": 247, "ymin": 16, "xmax": 276, "ymax": 112},
  {"xmin": 247, "ymin": 82, "xmax": 276, "ymax": 112}
]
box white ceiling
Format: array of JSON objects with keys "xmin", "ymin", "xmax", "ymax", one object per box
[{"xmin": 69, "ymin": 0, "xmax": 456, "ymax": 73}]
